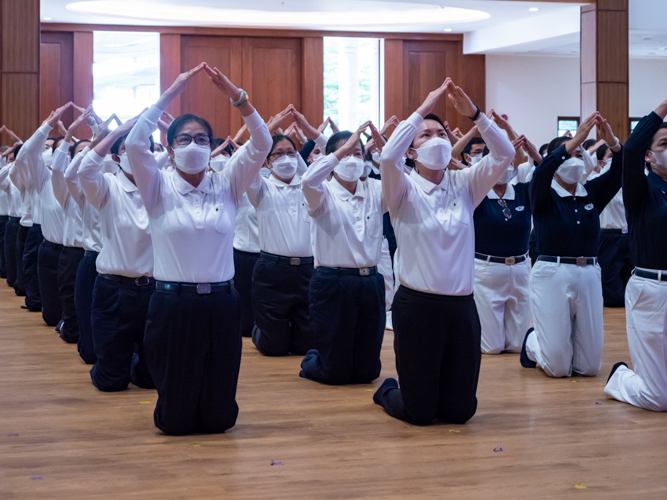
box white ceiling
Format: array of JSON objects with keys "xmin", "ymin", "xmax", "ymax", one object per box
[{"xmin": 41, "ymin": 0, "xmax": 667, "ymax": 58}]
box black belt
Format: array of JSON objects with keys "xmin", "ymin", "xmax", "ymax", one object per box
[
  {"xmin": 42, "ymin": 240, "xmax": 63, "ymax": 249},
  {"xmin": 0, "ymin": 215, "xmax": 8, "ymax": 220},
  {"xmin": 84, "ymin": 250, "xmax": 99, "ymax": 258},
  {"xmin": 475, "ymin": 252, "xmax": 527, "ymax": 265},
  {"xmin": 633, "ymin": 268, "xmax": 667, "ymax": 282},
  {"xmin": 8, "ymin": 216, "xmax": 20, "ymax": 222},
  {"xmin": 601, "ymin": 228, "xmax": 628, "ymax": 234},
  {"xmin": 318, "ymin": 266, "xmax": 378, "ymax": 277},
  {"xmin": 157, "ymin": 280, "xmax": 234, "ymax": 294},
  {"xmin": 260, "ymin": 251, "xmax": 314, "ymax": 266},
  {"xmin": 537, "ymin": 256, "xmax": 597, "ymax": 266},
  {"xmin": 99, "ymin": 274, "xmax": 155, "ymax": 287}
]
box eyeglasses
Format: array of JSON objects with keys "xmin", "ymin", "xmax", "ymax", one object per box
[
  {"xmin": 269, "ymin": 151, "xmax": 298, "ymax": 160},
  {"xmin": 174, "ymin": 134, "xmax": 211, "ymax": 147},
  {"xmin": 497, "ymin": 199, "xmax": 512, "ymax": 220}
]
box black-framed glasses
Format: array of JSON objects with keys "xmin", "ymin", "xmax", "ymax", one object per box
[
  {"xmin": 269, "ymin": 151, "xmax": 298, "ymax": 160},
  {"xmin": 175, "ymin": 134, "xmax": 211, "ymax": 147},
  {"xmin": 497, "ymin": 199, "xmax": 512, "ymax": 220}
]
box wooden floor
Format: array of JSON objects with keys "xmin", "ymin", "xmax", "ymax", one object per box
[{"xmin": 1, "ymin": 285, "xmax": 666, "ymax": 499}]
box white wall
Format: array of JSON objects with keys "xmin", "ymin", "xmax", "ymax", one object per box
[{"xmin": 486, "ymin": 55, "xmax": 667, "ymax": 148}]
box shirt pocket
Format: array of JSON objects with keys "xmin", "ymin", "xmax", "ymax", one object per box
[
  {"xmin": 436, "ymin": 197, "xmax": 468, "ymax": 226},
  {"xmin": 213, "ymin": 204, "xmax": 233, "ymax": 234},
  {"xmin": 300, "ymin": 201, "xmax": 311, "ymax": 223},
  {"xmin": 365, "ymin": 208, "xmax": 383, "ymax": 238}
]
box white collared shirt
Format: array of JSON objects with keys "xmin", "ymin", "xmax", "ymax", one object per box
[
  {"xmin": 381, "ymin": 112, "xmax": 515, "ymax": 295},
  {"xmin": 551, "ymin": 178, "xmax": 588, "ymax": 198},
  {"xmin": 302, "ymin": 153, "xmax": 386, "ymax": 268},
  {"xmin": 234, "ymin": 193, "xmax": 260, "ymax": 253},
  {"xmin": 125, "ymin": 104, "xmax": 272, "ymax": 283},
  {"xmin": 79, "ymin": 151, "xmax": 153, "ymax": 277},
  {"xmin": 586, "ymin": 163, "xmax": 627, "ymax": 230},
  {"xmin": 0, "ymin": 165, "xmax": 23, "ymax": 217},
  {"xmin": 247, "ymin": 171, "xmax": 313, "ymax": 258},
  {"xmin": 52, "ymin": 141, "xmax": 84, "ymax": 247}
]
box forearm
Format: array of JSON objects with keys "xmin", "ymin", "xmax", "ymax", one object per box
[
  {"xmin": 380, "ymin": 113, "xmax": 419, "ymax": 212},
  {"xmin": 51, "ymin": 142, "xmax": 71, "ymax": 208},
  {"xmin": 126, "ymin": 105, "xmax": 162, "ymax": 213},
  {"xmin": 301, "ymin": 154, "xmax": 335, "ymax": 212},
  {"xmin": 451, "ymin": 127, "xmax": 478, "ymax": 159},
  {"xmin": 64, "ymin": 147, "xmax": 89, "ymax": 207},
  {"xmin": 228, "ymin": 111, "xmax": 272, "ymax": 202},
  {"xmin": 530, "ymin": 146, "xmax": 567, "ymax": 213},
  {"xmin": 78, "ymin": 150, "xmax": 109, "ymax": 210}
]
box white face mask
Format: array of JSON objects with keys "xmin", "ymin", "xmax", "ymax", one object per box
[
  {"xmin": 42, "ymin": 148, "xmax": 53, "ymax": 168},
  {"xmin": 118, "ymin": 152, "xmax": 132, "ymax": 175},
  {"xmin": 363, "ymin": 161, "xmax": 373, "ymax": 179},
  {"xmin": 557, "ymin": 157, "xmax": 585, "ymax": 184},
  {"xmin": 649, "ymin": 150, "xmax": 667, "ymax": 175},
  {"xmin": 210, "ymin": 155, "xmax": 229, "ymax": 172},
  {"xmin": 260, "ymin": 167, "xmax": 271, "ymax": 178},
  {"xmin": 469, "ymin": 153, "xmax": 483, "ymax": 166},
  {"xmin": 497, "ymin": 166, "xmax": 517, "ymax": 185},
  {"xmin": 413, "ymin": 137, "xmax": 452, "ymax": 171},
  {"xmin": 334, "ymin": 156, "xmax": 364, "ymax": 182},
  {"xmin": 271, "ymin": 155, "xmax": 298, "ymax": 180},
  {"xmin": 372, "ymin": 151, "xmax": 381, "ymax": 164},
  {"xmin": 174, "ymin": 142, "xmax": 211, "ymax": 174}
]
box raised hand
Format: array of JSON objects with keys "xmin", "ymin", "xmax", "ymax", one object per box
[
  {"xmin": 46, "ymin": 102, "xmax": 74, "ymax": 128},
  {"xmin": 156, "ymin": 63, "xmax": 206, "ymax": 110},
  {"xmin": 65, "ymin": 107, "xmax": 93, "ymax": 144},
  {"xmin": 212, "ymin": 136, "xmax": 232, "ymax": 157},
  {"xmin": 446, "ymin": 81, "xmax": 477, "ymax": 117},
  {"xmin": 328, "ymin": 117, "xmax": 340, "ymax": 134},
  {"xmin": 334, "ymin": 121, "xmax": 370, "ymax": 161},
  {"xmin": 379, "ymin": 115, "xmax": 400, "ymax": 136},
  {"xmin": 268, "ymin": 106, "xmax": 292, "ymax": 136},
  {"xmin": 566, "ymin": 112, "xmax": 599, "ymax": 155},
  {"xmin": 289, "ymin": 106, "xmax": 320, "ymax": 141},
  {"xmin": 89, "ymin": 115, "xmax": 115, "ymax": 148},
  {"xmin": 596, "ymin": 114, "xmax": 618, "ymax": 148},
  {"xmin": 233, "ymin": 123, "xmax": 247, "ymax": 144},
  {"xmin": 369, "ymin": 122, "xmax": 386, "ymax": 153},
  {"xmin": 417, "ymin": 78, "xmax": 451, "ymax": 118}
]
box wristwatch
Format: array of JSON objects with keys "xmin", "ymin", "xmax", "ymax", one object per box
[
  {"xmin": 231, "ymin": 89, "xmax": 248, "ymax": 108},
  {"xmin": 468, "ymin": 107, "xmax": 481, "ymax": 121}
]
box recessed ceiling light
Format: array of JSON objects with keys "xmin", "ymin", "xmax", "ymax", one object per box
[
  {"xmin": 444, "ymin": 28, "xmax": 453, "ymax": 32},
  {"xmin": 43, "ymin": 16, "xmax": 52, "ymax": 20},
  {"xmin": 529, "ymin": 7, "xmax": 539, "ymax": 12}
]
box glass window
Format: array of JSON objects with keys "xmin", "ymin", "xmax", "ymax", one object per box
[
  {"xmin": 93, "ymin": 31, "xmax": 160, "ymax": 140},
  {"xmin": 630, "ymin": 119, "xmax": 641, "ymax": 133},
  {"xmin": 323, "ymin": 37, "xmax": 383, "ymax": 132},
  {"xmin": 557, "ymin": 117, "xmax": 579, "ymax": 137}
]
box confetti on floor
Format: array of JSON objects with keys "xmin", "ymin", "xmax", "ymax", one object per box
[
  {"xmin": 271, "ymin": 461, "xmax": 283, "ymax": 466},
  {"xmin": 365, "ymin": 389, "xmax": 374, "ymax": 392},
  {"xmin": 191, "ymin": 443, "xmax": 200, "ymax": 447},
  {"xmin": 493, "ymin": 447, "xmax": 503, "ymax": 453},
  {"xmin": 7, "ymin": 433, "xmax": 19, "ymax": 437},
  {"xmin": 448, "ymin": 429, "xmax": 460, "ymax": 433},
  {"xmin": 139, "ymin": 401, "xmax": 151, "ymax": 405},
  {"xmin": 30, "ymin": 477, "xmax": 42, "ymax": 480},
  {"xmin": 571, "ymin": 380, "xmax": 578, "ymax": 383},
  {"xmin": 595, "ymin": 402, "xmax": 601, "ymax": 405},
  {"xmin": 574, "ymin": 484, "xmax": 587, "ymax": 489}
]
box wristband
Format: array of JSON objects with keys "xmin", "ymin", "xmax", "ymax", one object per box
[
  {"xmin": 608, "ymin": 136, "xmax": 620, "ymax": 149},
  {"xmin": 468, "ymin": 107, "xmax": 481, "ymax": 122},
  {"xmin": 231, "ymin": 89, "xmax": 248, "ymax": 108}
]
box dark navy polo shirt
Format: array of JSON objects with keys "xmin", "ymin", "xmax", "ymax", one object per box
[
  {"xmin": 474, "ymin": 182, "xmax": 532, "ymax": 257},
  {"xmin": 530, "ymin": 144, "xmax": 622, "ymax": 258},
  {"xmin": 623, "ymin": 111, "xmax": 667, "ymax": 270}
]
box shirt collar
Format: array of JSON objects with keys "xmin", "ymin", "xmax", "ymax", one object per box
[
  {"xmin": 330, "ymin": 177, "xmax": 365, "ymax": 201},
  {"xmin": 268, "ymin": 173, "xmax": 301, "ymax": 187},
  {"xmin": 487, "ymin": 183, "xmax": 516, "ymax": 201},
  {"xmin": 647, "ymin": 171, "xmax": 667, "ymax": 193},
  {"xmin": 551, "ymin": 178, "xmax": 588, "ymax": 198},
  {"xmin": 410, "ymin": 168, "xmax": 448, "ymax": 195},
  {"xmin": 172, "ymin": 170, "xmax": 212, "ymax": 195},
  {"xmin": 118, "ymin": 171, "xmax": 138, "ymax": 192}
]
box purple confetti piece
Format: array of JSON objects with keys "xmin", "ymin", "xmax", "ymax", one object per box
[
  {"xmin": 7, "ymin": 433, "xmax": 19, "ymax": 437},
  {"xmin": 595, "ymin": 402, "xmax": 601, "ymax": 405},
  {"xmin": 271, "ymin": 460, "xmax": 283, "ymax": 466},
  {"xmin": 31, "ymin": 477, "xmax": 42, "ymax": 480},
  {"xmin": 493, "ymin": 447, "xmax": 503, "ymax": 453}
]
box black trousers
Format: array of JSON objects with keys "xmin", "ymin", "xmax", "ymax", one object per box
[
  {"xmin": 598, "ymin": 229, "xmax": 632, "ymax": 308},
  {"xmin": 76, "ymin": 251, "xmax": 99, "ymax": 364},
  {"xmin": 23, "ymin": 223, "xmax": 43, "ymax": 310},
  {"xmin": 57, "ymin": 246, "xmax": 84, "ymax": 343},
  {"xmin": 233, "ymin": 248, "xmax": 259, "ymax": 337},
  {"xmin": 251, "ymin": 252, "xmax": 315, "ymax": 356},
  {"xmin": 144, "ymin": 283, "xmax": 242, "ymax": 435},
  {"xmin": 0, "ymin": 215, "xmax": 8, "ymax": 279},
  {"xmin": 14, "ymin": 224, "xmax": 29, "ymax": 296},
  {"xmin": 90, "ymin": 275, "xmax": 155, "ymax": 392},
  {"xmin": 37, "ymin": 240, "xmax": 64, "ymax": 326},
  {"xmin": 4, "ymin": 217, "xmax": 19, "ymax": 287},
  {"xmin": 375, "ymin": 286, "xmax": 481, "ymax": 426},
  {"xmin": 300, "ymin": 267, "xmax": 385, "ymax": 385}
]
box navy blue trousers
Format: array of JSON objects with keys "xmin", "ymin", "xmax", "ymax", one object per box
[
  {"xmin": 90, "ymin": 275, "xmax": 155, "ymax": 392},
  {"xmin": 598, "ymin": 229, "xmax": 632, "ymax": 308},
  {"xmin": 233, "ymin": 248, "xmax": 259, "ymax": 337},
  {"xmin": 22, "ymin": 224, "xmax": 43, "ymax": 310},
  {"xmin": 37, "ymin": 240, "xmax": 64, "ymax": 326},
  {"xmin": 57, "ymin": 246, "xmax": 84, "ymax": 343},
  {"xmin": 374, "ymin": 286, "xmax": 481, "ymax": 426},
  {"xmin": 251, "ymin": 252, "xmax": 315, "ymax": 356},
  {"xmin": 76, "ymin": 251, "xmax": 99, "ymax": 364},
  {"xmin": 14, "ymin": 224, "xmax": 29, "ymax": 296},
  {"xmin": 144, "ymin": 283, "xmax": 242, "ymax": 435},
  {"xmin": 300, "ymin": 267, "xmax": 385, "ymax": 385},
  {"xmin": 4, "ymin": 217, "xmax": 20, "ymax": 288},
  {"xmin": 0, "ymin": 215, "xmax": 8, "ymax": 279}
]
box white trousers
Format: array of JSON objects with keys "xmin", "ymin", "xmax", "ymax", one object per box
[
  {"xmin": 604, "ymin": 275, "xmax": 667, "ymax": 411},
  {"xmin": 378, "ymin": 238, "xmax": 394, "ymax": 312},
  {"xmin": 526, "ymin": 260, "xmax": 604, "ymax": 377},
  {"xmin": 473, "ymin": 259, "xmax": 531, "ymax": 354}
]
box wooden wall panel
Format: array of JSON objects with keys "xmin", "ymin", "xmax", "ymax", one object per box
[
  {"xmin": 242, "ymin": 37, "xmax": 302, "ymax": 126},
  {"xmin": 160, "ymin": 34, "xmax": 182, "ymax": 121},
  {"xmin": 72, "ymin": 32, "xmax": 94, "ymax": 109},
  {"xmin": 461, "ymin": 53, "xmax": 486, "ymax": 122},
  {"xmin": 597, "ymin": 11, "xmax": 629, "ymax": 83},
  {"xmin": 2, "ymin": 0, "xmax": 39, "ymax": 73},
  {"xmin": 180, "ymin": 36, "xmax": 244, "ymax": 139},
  {"xmin": 383, "ymin": 40, "xmax": 403, "ymax": 122},
  {"xmin": 301, "ymin": 37, "xmax": 323, "ymax": 129},
  {"xmin": 40, "ymin": 32, "xmax": 74, "ymax": 126},
  {"xmin": 2, "ymin": 74, "xmax": 39, "ymax": 140}
]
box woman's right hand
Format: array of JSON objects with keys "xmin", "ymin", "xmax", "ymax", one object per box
[
  {"xmin": 566, "ymin": 112, "xmax": 599, "ymax": 155},
  {"xmin": 416, "ymin": 78, "xmax": 451, "ymax": 118},
  {"xmin": 156, "ymin": 63, "xmax": 206, "ymax": 110}
]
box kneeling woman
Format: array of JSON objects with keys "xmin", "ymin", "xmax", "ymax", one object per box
[
  {"xmin": 373, "ymin": 79, "xmax": 515, "ymax": 425},
  {"xmin": 299, "ymin": 121, "xmax": 387, "ymax": 385},
  {"xmin": 126, "ymin": 63, "xmax": 272, "ymax": 435}
]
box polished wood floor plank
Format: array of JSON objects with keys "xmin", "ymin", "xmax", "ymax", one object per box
[{"xmin": 1, "ymin": 285, "xmax": 665, "ymax": 499}]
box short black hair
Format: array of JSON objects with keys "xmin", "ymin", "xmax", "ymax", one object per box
[
  {"xmin": 539, "ymin": 143, "xmax": 549, "ymax": 156},
  {"xmin": 645, "ymin": 122, "xmax": 667, "ymax": 171},
  {"xmin": 596, "ymin": 143, "xmax": 609, "ymax": 161},
  {"xmin": 167, "ymin": 114, "xmax": 213, "ymax": 147},
  {"xmin": 268, "ymin": 134, "xmax": 297, "ymax": 159},
  {"xmin": 48, "ymin": 136, "xmax": 65, "ymax": 154},
  {"xmin": 582, "ymin": 139, "xmax": 597, "ymax": 151},
  {"xmin": 13, "ymin": 143, "xmax": 22, "ymax": 159},
  {"xmin": 547, "ymin": 136, "xmax": 570, "ymax": 155},
  {"xmin": 111, "ymin": 133, "xmax": 154, "ymax": 155},
  {"xmin": 462, "ymin": 137, "xmax": 489, "ymax": 159},
  {"xmin": 325, "ymin": 131, "xmax": 365, "ymax": 157},
  {"xmin": 409, "ymin": 113, "xmax": 446, "ymax": 149},
  {"xmin": 70, "ymin": 139, "xmax": 91, "ymax": 159}
]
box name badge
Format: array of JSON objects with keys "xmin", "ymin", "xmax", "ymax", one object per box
[
  {"xmin": 584, "ymin": 203, "xmax": 594, "ymax": 211},
  {"xmin": 515, "ymin": 206, "xmax": 525, "ymax": 212}
]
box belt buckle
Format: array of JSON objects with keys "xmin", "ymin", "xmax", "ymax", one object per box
[
  {"xmin": 504, "ymin": 257, "xmax": 515, "ymax": 266},
  {"xmin": 576, "ymin": 257, "xmax": 588, "ymax": 267},
  {"xmin": 622, "ymin": 228, "xmax": 628, "ymax": 234},
  {"xmin": 197, "ymin": 283, "xmax": 212, "ymax": 295},
  {"xmin": 135, "ymin": 276, "xmax": 149, "ymax": 286},
  {"xmin": 290, "ymin": 258, "xmax": 301, "ymax": 266},
  {"xmin": 359, "ymin": 267, "xmax": 370, "ymax": 276}
]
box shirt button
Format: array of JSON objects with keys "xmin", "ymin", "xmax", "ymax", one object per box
[
  {"xmin": 574, "ymin": 209, "xmax": 578, "ymax": 212},
  {"xmin": 577, "ymin": 221, "xmax": 580, "ymax": 224}
]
